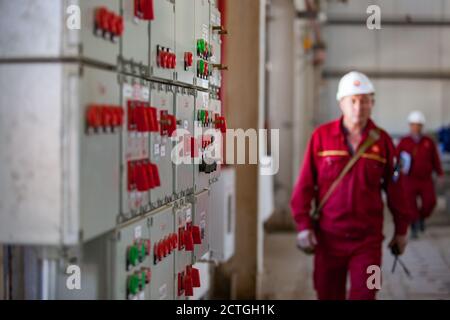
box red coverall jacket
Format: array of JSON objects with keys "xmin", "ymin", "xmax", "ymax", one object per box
[
  {"xmin": 291, "ymin": 118, "xmax": 411, "ymax": 238},
  {"xmin": 397, "ymin": 136, "xmax": 443, "ymax": 180},
  {"xmin": 397, "ymin": 135, "xmax": 444, "ymax": 220}
]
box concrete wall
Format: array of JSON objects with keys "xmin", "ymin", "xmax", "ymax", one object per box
[
  {"xmin": 320, "ymin": 0, "xmax": 450, "ymax": 136},
  {"xmin": 266, "ymin": 0, "xmax": 317, "ymax": 227}
]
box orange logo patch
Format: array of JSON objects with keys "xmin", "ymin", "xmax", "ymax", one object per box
[
  {"xmin": 354, "ymin": 80, "xmax": 361, "ymax": 87},
  {"xmin": 371, "ymin": 145, "xmax": 380, "ymax": 153}
]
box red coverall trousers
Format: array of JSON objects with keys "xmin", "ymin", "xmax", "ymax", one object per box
[
  {"xmin": 314, "ymin": 231, "xmax": 383, "ymax": 300},
  {"xmin": 404, "ymin": 177, "xmax": 437, "ymax": 221}
]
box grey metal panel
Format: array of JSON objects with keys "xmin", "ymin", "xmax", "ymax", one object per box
[
  {"xmin": 55, "ymin": 235, "xmax": 112, "ymax": 300},
  {"xmin": 79, "ymin": 66, "xmax": 121, "ymax": 242},
  {"xmin": 79, "ymin": 0, "xmax": 121, "ymax": 66},
  {"xmin": 150, "ymin": 84, "xmax": 174, "ymax": 207},
  {"xmin": 174, "ymin": 89, "xmax": 195, "ymax": 196},
  {"xmin": 149, "ymin": 205, "xmax": 175, "ymax": 300},
  {"xmin": 121, "ymin": 0, "xmax": 150, "ymax": 72},
  {"xmin": 150, "ymin": 0, "xmax": 175, "ymax": 81},
  {"xmin": 0, "ymin": 63, "xmax": 79, "ymax": 245},
  {"xmin": 112, "ymin": 217, "xmax": 152, "ymax": 300},
  {"xmin": 0, "ymin": 0, "xmax": 120, "ymax": 66},
  {"xmin": 175, "ymin": 0, "xmax": 196, "ymax": 85},
  {"xmin": 210, "ymin": 167, "xmax": 235, "ymax": 262},
  {"xmin": 120, "ymin": 77, "xmax": 151, "ymax": 221},
  {"xmin": 192, "ymin": 190, "xmax": 210, "ymax": 261}
]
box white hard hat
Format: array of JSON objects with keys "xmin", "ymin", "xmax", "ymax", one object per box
[
  {"xmin": 336, "ymin": 71, "xmax": 375, "ymax": 101},
  {"xmin": 408, "ymin": 111, "xmax": 426, "ymax": 125}
]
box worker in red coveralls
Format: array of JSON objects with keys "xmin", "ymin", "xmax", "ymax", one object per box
[
  {"xmin": 397, "ymin": 111, "xmax": 444, "ymax": 239},
  {"xmin": 290, "ymin": 71, "xmax": 412, "ymax": 300}
]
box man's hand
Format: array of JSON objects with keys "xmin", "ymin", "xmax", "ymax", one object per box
[
  {"xmin": 296, "ymin": 230, "xmax": 317, "ymax": 251},
  {"xmin": 389, "ymin": 234, "xmax": 408, "ymax": 255}
]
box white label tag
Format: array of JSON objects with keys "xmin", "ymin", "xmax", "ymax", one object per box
[
  {"xmin": 123, "ymin": 84, "xmax": 133, "ymax": 98},
  {"xmin": 160, "ymin": 145, "xmax": 166, "ymax": 157},
  {"xmin": 183, "ymin": 120, "xmax": 189, "ymax": 130},
  {"xmin": 135, "ymin": 226, "xmax": 142, "ymax": 239},
  {"xmin": 186, "ymin": 207, "xmax": 192, "ymax": 222},
  {"xmin": 154, "ymin": 143, "xmax": 160, "ymax": 156},
  {"xmin": 142, "ymin": 87, "xmax": 150, "ymax": 100},
  {"xmin": 132, "ymin": 84, "xmax": 140, "ymax": 100}
]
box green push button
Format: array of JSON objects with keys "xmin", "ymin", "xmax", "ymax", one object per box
[
  {"xmin": 128, "ymin": 245, "xmax": 139, "ymax": 267},
  {"xmin": 199, "ymin": 60, "xmax": 205, "ymax": 74},
  {"xmin": 139, "ymin": 243, "xmax": 146, "ymax": 261},
  {"xmin": 141, "ymin": 271, "xmax": 146, "ymax": 288},
  {"xmin": 197, "ymin": 39, "xmax": 205, "ymax": 55},
  {"xmin": 200, "ymin": 110, "xmax": 206, "ymax": 123},
  {"xmin": 128, "ymin": 274, "xmax": 140, "ymax": 296}
]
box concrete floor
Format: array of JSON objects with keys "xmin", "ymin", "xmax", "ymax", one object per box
[{"xmin": 261, "ymin": 198, "xmax": 450, "ymax": 300}]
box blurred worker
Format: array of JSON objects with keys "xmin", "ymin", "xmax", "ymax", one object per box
[
  {"xmin": 397, "ymin": 111, "xmax": 444, "ymax": 239},
  {"xmin": 291, "ymin": 71, "xmax": 411, "ymax": 300}
]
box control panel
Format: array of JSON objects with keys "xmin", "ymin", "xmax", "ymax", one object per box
[{"xmin": 0, "ymin": 0, "xmax": 230, "ymax": 300}]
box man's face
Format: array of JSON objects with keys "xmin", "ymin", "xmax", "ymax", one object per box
[
  {"xmin": 339, "ymin": 94, "xmax": 374, "ymax": 127},
  {"xmin": 409, "ymin": 123, "xmax": 423, "ymax": 136}
]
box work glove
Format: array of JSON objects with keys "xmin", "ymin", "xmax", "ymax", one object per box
[
  {"xmin": 296, "ymin": 230, "xmax": 317, "ymax": 253},
  {"xmin": 389, "ymin": 234, "xmax": 412, "ymax": 278},
  {"xmin": 388, "ymin": 234, "xmax": 407, "ymax": 255}
]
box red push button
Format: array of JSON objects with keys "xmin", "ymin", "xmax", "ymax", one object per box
[
  {"xmin": 184, "ymin": 274, "xmax": 194, "ymax": 297},
  {"xmin": 184, "ymin": 229, "xmax": 194, "ymax": 252},
  {"xmin": 191, "ymin": 267, "xmax": 201, "ymax": 288},
  {"xmin": 86, "ymin": 105, "xmax": 102, "ymax": 129},
  {"xmin": 192, "ymin": 225, "xmax": 202, "ymax": 245},
  {"xmin": 95, "ymin": 7, "xmax": 109, "ymax": 31},
  {"xmin": 101, "ymin": 106, "xmax": 113, "ymax": 128},
  {"xmin": 136, "ymin": 103, "xmax": 150, "ymax": 133},
  {"xmin": 136, "ymin": 162, "xmax": 150, "ymax": 192},
  {"xmin": 135, "ymin": 0, "xmax": 154, "ymax": 20},
  {"xmin": 184, "ymin": 52, "xmax": 193, "ymax": 69},
  {"xmin": 150, "ymin": 163, "xmax": 161, "ymax": 187}
]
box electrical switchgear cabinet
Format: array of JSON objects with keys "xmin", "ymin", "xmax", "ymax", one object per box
[
  {"xmin": 0, "ymin": 64, "xmax": 121, "ymax": 245},
  {"xmin": 0, "ymin": 0, "xmax": 121, "ymax": 67}
]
